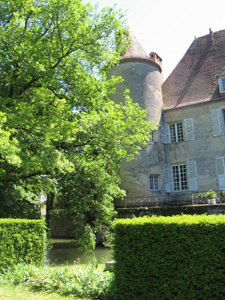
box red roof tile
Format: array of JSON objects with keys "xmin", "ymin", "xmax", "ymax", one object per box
[
  {"xmin": 162, "ymin": 29, "xmax": 225, "ymax": 109},
  {"xmin": 123, "ymin": 33, "xmax": 149, "ymax": 60}
]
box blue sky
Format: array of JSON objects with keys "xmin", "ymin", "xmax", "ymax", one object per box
[{"xmin": 86, "ymin": 0, "xmax": 225, "ymax": 80}]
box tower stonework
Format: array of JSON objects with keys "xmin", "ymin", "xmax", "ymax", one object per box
[{"xmin": 108, "ymin": 35, "xmax": 166, "ymax": 207}]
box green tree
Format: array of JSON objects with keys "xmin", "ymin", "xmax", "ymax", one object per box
[{"xmin": 0, "ymin": 0, "xmax": 156, "ymax": 248}]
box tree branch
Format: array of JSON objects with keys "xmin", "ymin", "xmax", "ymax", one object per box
[
  {"xmin": 46, "ymin": 86, "xmax": 70, "ymax": 100},
  {"xmin": 24, "ymin": 11, "xmax": 33, "ymax": 31},
  {"xmin": 19, "ymin": 75, "xmax": 39, "ymax": 96}
]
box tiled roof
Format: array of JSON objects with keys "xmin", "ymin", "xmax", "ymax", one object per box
[
  {"xmin": 123, "ymin": 33, "xmax": 149, "ymax": 60},
  {"xmin": 162, "ymin": 29, "xmax": 225, "ymax": 109},
  {"xmin": 219, "ymin": 66, "xmax": 225, "ymax": 77}
]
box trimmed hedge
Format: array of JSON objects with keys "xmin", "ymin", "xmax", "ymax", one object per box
[
  {"xmin": 0, "ymin": 219, "xmax": 46, "ymax": 271},
  {"xmin": 113, "ymin": 214, "xmax": 225, "ymax": 300}
]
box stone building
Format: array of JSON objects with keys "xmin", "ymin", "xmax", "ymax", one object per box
[{"xmin": 109, "ymin": 29, "xmax": 225, "ymax": 207}]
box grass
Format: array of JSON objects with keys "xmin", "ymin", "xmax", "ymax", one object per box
[
  {"xmin": 0, "ymin": 261, "xmax": 114, "ymax": 300},
  {"xmin": 0, "ymin": 284, "xmax": 86, "ymax": 300}
]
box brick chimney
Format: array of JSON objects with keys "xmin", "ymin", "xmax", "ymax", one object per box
[
  {"xmin": 209, "ymin": 28, "xmax": 214, "ymax": 46},
  {"xmin": 149, "ymin": 52, "xmax": 163, "ymax": 69}
]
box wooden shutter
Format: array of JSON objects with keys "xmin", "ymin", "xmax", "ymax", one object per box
[
  {"xmin": 187, "ymin": 160, "xmax": 198, "ymax": 191},
  {"xmin": 184, "ymin": 118, "xmax": 195, "ymax": 141},
  {"xmin": 216, "ymin": 157, "xmax": 225, "ymax": 190},
  {"xmin": 163, "ymin": 164, "xmax": 171, "ymax": 193},
  {"xmin": 160, "ymin": 123, "xmax": 170, "ymax": 144},
  {"xmin": 210, "ymin": 109, "xmax": 222, "ymax": 136}
]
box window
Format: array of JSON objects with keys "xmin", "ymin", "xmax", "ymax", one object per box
[
  {"xmin": 164, "ymin": 161, "xmax": 198, "ymax": 192},
  {"xmin": 219, "ymin": 76, "xmax": 225, "ymax": 93},
  {"xmin": 149, "ymin": 132, "xmax": 154, "ymax": 142},
  {"xmin": 169, "ymin": 123, "xmax": 184, "ymax": 143},
  {"xmin": 161, "ymin": 118, "xmax": 194, "ymax": 144},
  {"xmin": 149, "ymin": 175, "xmax": 159, "ymax": 190},
  {"xmin": 150, "ymin": 130, "xmax": 158, "ymax": 142},
  {"xmin": 172, "ymin": 164, "xmax": 187, "ymax": 191}
]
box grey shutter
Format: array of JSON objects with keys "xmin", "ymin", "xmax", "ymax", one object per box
[
  {"xmin": 160, "ymin": 123, "xmax": 170, "ymax": 144},
  {"xmin": 187, "ymin": 160, "xmax": 198, "ymax": 191},
  {"xmin": 216, "ymin": 157, "xmax": 225, "ymax": 190},
  {"xmin": 184, "ymin": 118, "xmax": 195, "ymax": 141},
  {"xmin": 210, "ymin": 109, "xmax": 222, "ymax": 136},
  {"xmin": 163, "ymin": 164, "xmax": 171, "ymax": 193}
]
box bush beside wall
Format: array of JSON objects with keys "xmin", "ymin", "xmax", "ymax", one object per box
[
  {"xmin": 0, "ymin": 219, "xmax": 46, "ymax": 271},
  {"xmin": 113, "ymin": 215, "xmax": 225, "ymax": 300}
]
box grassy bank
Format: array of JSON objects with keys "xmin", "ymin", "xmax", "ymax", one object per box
[
  {"xmin": 0, "ymin": 261, "xmax": 114, "ymax": 300},
  {"xmin": 0, "ymin": 284, "xmax": 82, "ymax": 300}
]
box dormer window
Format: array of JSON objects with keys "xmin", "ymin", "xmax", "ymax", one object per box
[
  {"xmin": 219, "ymin": 76, "xmax": 225, "ymax": 94},
  {"xmin": 218, "ymin": 67, "xmax": 225, "ymax": 96}
]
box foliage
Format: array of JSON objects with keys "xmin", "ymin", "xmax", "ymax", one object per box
[
  {"xmin": 0, "ymin": 184, "xmax": 40, "ymax": 218},
  {"xmin": 197, "ymin": 190, "xmax": 217, "ymax": 203},
  {"xmin": 112, "ymin": 214, "xmax": 225, "ymax": 300},
  {"xmin": 0, "ymin": 219, "xmax": 46, "ymax": 270},
  {"xmin": 205, "ymin": 189, "xmax": 217, "ymax": 199},
  {"xmin": 0, "ymin": 0, "xmax": 156, "ymax": 248},
  {"xmin": 220, "ymin": 190, "xmax": 225, "ymax": 201},
  {"xmin": 1, "ymin": 260, "xmax": 115, "ymax": 299},
  {"xmin": 198, "ymin": 191, "xmax": 206, "ymax": 202}
]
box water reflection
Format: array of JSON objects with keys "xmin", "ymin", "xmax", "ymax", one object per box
[{"xmin": 47, "ymin": 239, "xmax": 112, "ymax": 265}]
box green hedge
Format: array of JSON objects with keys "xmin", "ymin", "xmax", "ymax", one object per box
[
  {"xmin": 0, "ymin": 219, "xmax": 46, "ymax": 271},
  {"xmin": 113, "ymin": 214, "xmax": 225, "ymax": 300}
]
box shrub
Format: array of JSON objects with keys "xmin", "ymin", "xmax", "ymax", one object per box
[
  {"xmin": 205, "ymin": 189, "xmax": 217, "ymax": 199},
  {"xmin": 198, "ymin": 192, "xmax": 206, "ymax": 202},
  {"xmin": 1, "ymin": 260, "xmax": 114, "ymax": 299},
  {"xmin": 220, "ymin": 190, "xmax": 225, "ymax": 201},
  {"xmin": 113, "ymin": 215, "xmax": 225, "ymax": 300},
  {"xmin": 0, "ymin": 219, "xmax": 46, "ymax": 271}
]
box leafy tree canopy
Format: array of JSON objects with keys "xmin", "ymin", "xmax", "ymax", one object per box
[{"xmin": 0, "ymin": 0, "xmax": 156, "ymax": 249}]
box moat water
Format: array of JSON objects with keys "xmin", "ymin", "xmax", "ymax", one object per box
[{"xmin": 47, "ymin": 239, "xmax": 112, "ymax": 265}]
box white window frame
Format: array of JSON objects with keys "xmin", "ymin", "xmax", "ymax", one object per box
[
  {"xmin": 172, "ymin": 163, "xmax": 188, "ymax": 192},
  {"xmin": 161, "ymin": 118, "xmax": 194, "ymax": 144},
  {"xmin": 219, "ymin": 76, "xmax": 225, "ymax": 94},
  {"xmin": 169, "ymin": 122, "xmax": 184, "ymax": 143},
  {"xmin": 149, "ymin": 175, "xmax": 160, "ymax": 191}
]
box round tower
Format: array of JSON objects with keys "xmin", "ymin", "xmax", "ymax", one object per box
[{"xmin": 109, "ymin": 34, "xmax": 164, "ymax": 207}]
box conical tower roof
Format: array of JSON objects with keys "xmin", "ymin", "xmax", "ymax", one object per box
[{"xmin": 123, "ymin": 33, "xmax": 149, "ymax": 60}]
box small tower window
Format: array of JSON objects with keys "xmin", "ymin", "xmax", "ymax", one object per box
[{"xmin": 150, "ymin": 131, "xmax": 154, "ymax": 142}]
